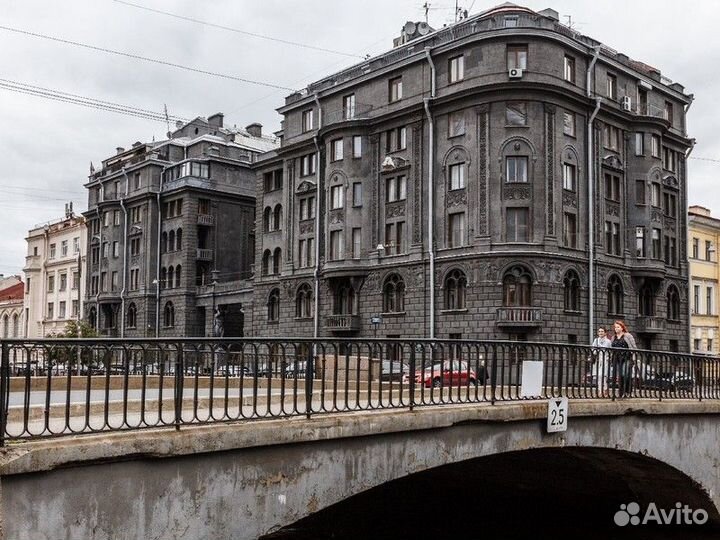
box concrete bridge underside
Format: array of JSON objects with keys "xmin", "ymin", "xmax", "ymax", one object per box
[{"xmin": 2, "ymin": 400, "xmax": 720, "ymax": 539}]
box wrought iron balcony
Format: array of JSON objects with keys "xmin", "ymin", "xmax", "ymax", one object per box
[
  {"xmin": 197, "ymin": 214, "xmax": 215, "ymax": 226},
  {"xmin": 495, "ymin": 307, "xmax": 543, "ymax": 327},
  {"xmin": 324, "ymin": 314, "xmax": 361, "ymax": 332},
  {"xmin": 635, "ymin": 316, "xmax": 666, "ymax": 334},
  {"xmin": 196, "ymin": 249, "xmax": 213, "ymax": 261}
]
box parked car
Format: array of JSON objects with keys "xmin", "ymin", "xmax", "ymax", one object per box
[
  {"xmin": 379, "ymin": 360, "xmax": 409, "ymax": 381},
  {"xmin": 284, "ymin": 360, "xmax": 309, "ymax": 378},
  {"xmin": 216, "ymin": 364, "xmax": 249, "ymax": 377},
  {"xmin": 643, "ymin": 371, "xmax": 694, "ymax": 392},
  {"xmin": 404, "ymin": 360, "xmax": 483, "ymax": 388}
]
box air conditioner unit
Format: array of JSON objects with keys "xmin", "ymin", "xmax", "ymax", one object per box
[
  {"xmin": 508, "ymin": 68, "xmax": 523, "ymax": 79},
  {"xmin": 622, "ymin": 96, "xmax": 632, "ymax": 111}
]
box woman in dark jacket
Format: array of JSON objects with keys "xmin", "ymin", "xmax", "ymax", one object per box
[{"xmin": 611, "ymin": 320, "xmax": 637, "ymax": 397}]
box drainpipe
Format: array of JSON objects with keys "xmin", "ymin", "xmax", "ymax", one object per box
[
  {"xmin": 120, "ymin": 169, "xmax": 130, "ymax": 338},
  {"xmin": 312, "ymin": 93, "xmax": 322, "ymax": 341},
  {"xmin": 424, "ymin": 47, "xmax": 436, "ymax": 339},
  {"xmin": 586, "ymin": 45, "xmax": 602, "ymax": 344}
]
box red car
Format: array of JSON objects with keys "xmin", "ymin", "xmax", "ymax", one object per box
[{"xmin": 405, "ymin": 360, "xmax": 478, "ymax": 388}]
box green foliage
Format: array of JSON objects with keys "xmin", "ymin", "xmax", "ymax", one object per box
[{"xmin": 46, "ymin": 320, "xmax": 100, "ymax": 370}]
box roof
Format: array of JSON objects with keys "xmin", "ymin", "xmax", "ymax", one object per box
[{"xmin": 0, "ymin": 282, "xmax": 24, "ymax": 301}]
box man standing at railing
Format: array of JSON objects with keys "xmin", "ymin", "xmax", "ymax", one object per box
[{"xmin": 591, "ymin": 326, "xmax": 612, "ymax": 397}]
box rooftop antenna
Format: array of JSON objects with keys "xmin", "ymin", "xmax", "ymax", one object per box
[
  {"xmin": 423, "ymin": 2, "xmax": 430, "ymax": 24},
  {"xmin": 163, "ymin": 104, "xmax": 171, "ymax": 138}
]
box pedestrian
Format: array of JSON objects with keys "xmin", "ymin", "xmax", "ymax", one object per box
[
  {"xmin": 610, "ymin": 320, "xmax": 637, "ymax": 398},
  {"xmin": 591, "ymin": 326, "xmax": 612, "ymax": 397}
]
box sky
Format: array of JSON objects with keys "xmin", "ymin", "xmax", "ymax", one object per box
[{"xmin": 1, "ymin": 0, "xmax": 718, "ymax": 276}]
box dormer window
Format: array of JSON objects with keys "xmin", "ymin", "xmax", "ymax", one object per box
[{"xmin": 504, "ymin": 15, "xmax": 519, "ymax": 27}]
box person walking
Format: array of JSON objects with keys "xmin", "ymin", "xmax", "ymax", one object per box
[
  {"xmin": 610, "ymin": 320, "xmax": 637, "ymax": 398},
  {"xmin": 591, "ymin": 326, "xmax": 612, "ymax": 397}
]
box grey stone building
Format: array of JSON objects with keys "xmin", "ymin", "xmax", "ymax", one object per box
[
  {"xmin": 251, "ymin": 3, "xmax": 693, "ymax": 351},
  {"xmin": 83, "ymin": 114, "xmax": 277, "ymax": 338}
]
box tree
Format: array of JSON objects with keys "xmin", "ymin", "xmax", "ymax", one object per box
[{"xmin": 46, "ymin": 321, "xmax": 100, "ymax": 373}]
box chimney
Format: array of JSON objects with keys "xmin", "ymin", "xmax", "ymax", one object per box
[
  {"xmin": 208, "ymin": 113, "xmax": 224, "ymax": 128},
  {"xmin": 246, "ymin": 123, "xmax": 263, "ymax": 137},
  {"xmin": 116, "ymin": 147, "xmax": 125, "ymax": 155},
  {"xmin": 538, "ymin": 8, "xmax": 559, "ymax": 21}
]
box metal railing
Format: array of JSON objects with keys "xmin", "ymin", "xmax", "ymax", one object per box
[{"xmin": 1, "ymin": 338, "xmax": 719, "ymax": 444}]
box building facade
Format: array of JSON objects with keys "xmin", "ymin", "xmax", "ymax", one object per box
[
  {"xmin": 252, "ymin": 4, "xmax": 693, "ymax": 350},
  {"xmin": 688, "ymin": 206, "xmax": 719, "ymax": 354},
  {"xmin": 24, "ymin": 211, "xmax": 86, "ymax": 338},
  {"xmin": 0, "ymin": 276, "xmax": 24, "ymax": 339},
  {"xmin": 83, "ymin": 114, "xmax": 276, "ymax": 338}
]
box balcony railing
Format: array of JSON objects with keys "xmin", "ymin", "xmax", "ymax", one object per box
[
  {"xmin": 636, "ymin": 316, "xmax": 666, "ymax": 334},
  {"xmin": 324, "ymin": 314, "xmax": 361, "ymax": 332},
  {"xmin": 495, "ymin": 307, "xmax": 543, "ymax": 327},
  {"xmin": 196, "ymin": 249, "xmax": 213, "ymax": 261},
  {"xmin": 197, "ymin": 214, "xmax": 215, "ymax": 226}
]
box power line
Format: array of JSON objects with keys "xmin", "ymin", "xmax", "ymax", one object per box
[
  {"xmin": 0, "ymin": 24, "xmax": 295, "ymax": 92},
  {"xmin": 690, "ymin": 156, "xmax": 720, "ymax": 163},
  {"xmin": 112, "ymin": 0, "xmax": 366, "ymax": 59}
]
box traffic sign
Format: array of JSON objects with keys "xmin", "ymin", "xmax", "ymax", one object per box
[
  {"xmin": 370, "ymin": 316, "xmax": 382, "ymax": 325},
  {"xmin": 547, "ymin": 397, "xmax": 568, "ymax": 433}
]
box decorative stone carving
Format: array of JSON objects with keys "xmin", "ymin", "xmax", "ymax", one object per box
[
  {"xmin": 663, "ymin": 174, "xmax": 679, "ymax": 188},
  {"xmin": 562, "ymin": 192, "xmax": 577, "ymax": 208},
  {"xmin": 602, "ymin": 154, "xmax": 624, "ymax": 170},
  {"xmin": 413, "ymin": 125, "xmax": 422, "ymax": 244},
  {"xmin": 296, "ymin": 180, "xmax": 316, "ymax": 194},
  {"xmin": 386, "ymin": 202, "xmax": 406, "ymax": 218},
  {"xmin": 446, "ymin": 190, "xmax": 467, "ymax": 208},
  {"xmin": 381, "ymin": 155, "xmax": 408, "ymax": 171},
  {"xmin": 365, "ymin": 271, "xmax": 379, "ymax": 291},
  {"xmin": 486, "ymin": 263, "xmax": 498, "ymax": 282},
  {"xmin": 330, "ymin": 209, "xmax": 344, "ymax": 224},
  {"xmin": 299, "ymin": 221, "xmax": 314, "ymax": 234},
  {"xmin": 651, "ymin": 209, "xmax": 662, "ymax": 223},
  {"xmin": 503, "ymin": 185, "xmax": 531, "ymax": 200},
  {"xmin": 477, "ymin": 109, "xmax": 488, "ymax": 236},
  {"xmin": 282, "ymin": 280, "xmax": 295, "ymax": 299},
  {"xmin": 606, "ymin": 202, "xmax": 620, "ymax": 217}
]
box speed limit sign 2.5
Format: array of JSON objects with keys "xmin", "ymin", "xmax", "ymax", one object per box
[{"xmin": 547, "ymin": 397, "xmax": 568, "ymax": 433}]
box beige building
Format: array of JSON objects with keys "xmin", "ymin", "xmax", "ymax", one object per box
[
  {"xmin": 688, "ymin": 205, "xmax": 720, "ymax": 354},
  {"xmin": 24, "ymin": 209, "xmax": 87, "ymax": 338}
]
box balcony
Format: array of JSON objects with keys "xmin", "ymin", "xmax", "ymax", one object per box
[
  {"xmin": 631, "ymin": 259, "xmax": 666, "ymax": 279},
  {"xmin": 635, "ymin": 316, "xmax": 666, "ymax": 334},
  {"xmin": 324, "ymin": 314, "xmax": 361, "ymax": 333},
  {"xmin": 495, "ymin": 307, "xmax": 543, "ymax": 328},
  {"xmin": 197, "ymin": 214, "xmax": 215, "ymax": 226},
  {"xmin": 196, "ymin": 249, "xmax": 213, "ymax": 261}
]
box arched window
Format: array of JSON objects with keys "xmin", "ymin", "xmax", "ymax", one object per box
[
  {"xmin": 263, "ymin": 207, "xmax": 272, "ymax": 232},
  {"xmin": 161, "ymin": 232, "xmax": 168, "ymax": 253},
  {"xmin": 273, "ymin": 247, "xmax": 282, "ymax": 275},
  {"xmin": 262, "ymin": 250, "xmax": 271, "ymax": 276},
  {"xmin": 127, "ymin": 303, "xmax": 137, "ymax": 328},
  {"xmin": 168, "ymin": 230, "xmax": 175, "ymax": 252},
  {"xmin": 607, "ymin": 275, "xmax": 624, "ymax": 315},
  {"xmin": 160, "ymin": 267, "xmax": 167, "ymax": 289},
  {"xmin": 273, "ymin": 204, "xmax": 283, "ymax": 231},
  {"xmin": 268, "ymin": 288, "xmax": 280, "ymax": 321},
  {"xmin": 502, "ymin": 265, "xmax": 532, "ymax": 307},
  {"xmin": 1, "ymin": 314, "xmax": 8, "ymax": 338},
  {"xmin": 563, "ymin": 270, "xmax": 581, "ymax": 312},
  {"xmin": 176, "ymin": 228, "xmax": 183, "ymax": 251},
  {"xmin": 295, "ymin": 283, "xmax": 313, "ymax": 318},
  {"xmin": 667, "ymin": 285, "xmax": 680, "ymax": 321},
  {"xmin": 383, "ymin": 274, "xmax": 405, "ymax": 313},
  {"xmin": 638, "ymin": 284, "xmax": 655, "ymax": 316},
  {"xmin": 175, "ymin": 265, "xmax": 182, "ymax": 288},
  {"xmin": 88, "ymin": 307, "xmax": 97, "ymax": 329},
  {"xmin": 12, "ymin": 313, "xmax": 19, "ymax": 337},
  {"xmin": 163, "ymin": 301, "xmax": 175, "ymax": 327},
  {"xmin": 334, "ymin": 285, "xmax": 357, "ymax": 315},
  {"xmin": 167, "ymin": 266, "xmax": 175, "ymax": 289},
  {"xmin": 445, "ymin": 269, "xmax": 467, "ymax": 310}
]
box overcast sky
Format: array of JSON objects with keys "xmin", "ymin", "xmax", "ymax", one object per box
[{"xmin": 0, "ymin": 0, "xmax": 718, "ymax": 276}]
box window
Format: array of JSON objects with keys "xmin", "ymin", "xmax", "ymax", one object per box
[
  {"xmin": 90, "ymin": 276, "xmax": 98, "ymax": 295},
  {"xmin": 113, "ymin": 241, "xmax": 120, "ymax": 258},
  {"xmin": 635, "ymin": 180, "xmax": 646, "ymax": 205},
  {"xmin": 352, "ymin": 228, "xmax": 362, "ymax": 259},
  {"xmin": 504, "ymin": 15, "xmax": 518, "ymax": 27},
  {"xmin": 301, "ymin": 109, "xmax": 314, "ymax": 132},
  {"xmin": 665, "ymin": 286, "xmax": 678, "ymax": 321},
  {"xmin": 127, "ymin": 304, "xmax": 137, "ymax": 328},
  {"xmin": 102, "ymin": 242, "xmax": 109, "ymax": 259},
  {"xmin": 448, "ymin": 212, "xmax": 466, "ymax": 247},
  {"xmin": 273, "ymin": 205, "xmax": 282, "ymax": 231},
  {"xmin": 638, "ymin": 284, "xmax": 655, "ymax": 316},
  {"xmin": 506, "ymin": 208, "xmax": 529, "ymax": 242},
  {"xmin": 72, "ymin": 271, "xmax": 80, "ymax": 290},
  {"xmin": 650, "ymin": 183, "xmax": 661, "ymax": 207},
  {"xmin": 351, "ymin": 182, "xmax": 363, "ymax": 207},
  {"xmin": 264, "ymin": 170, "xmax": 283, "ymax": 192},
  {"xmin": 330, "ymin": 185, "xmax": 344, "ymax": 209},
  {"xmin": 506, "ymin": 102, "xmax": 527, "ymax": 126},
  {"xmin": 175, "ymin": 265, "xmax": 182, "ymax": 288},
  {"xmin": 329, "ymin": 230, "xmax": 344, "ymax": 260},
  {"xmin": 386, "ymin": 126, "xmax": 407, "ymax": 152},
  {"xmin": 603, "ymin": 124, "xmax": 620, "ymax": 150},
  {"xmin": 331, "ymin": 139, "xmax": 343, "ymax": 161},
  {"xmin": 389, "ymin": 77, "xmax": 403, "ymax": 102},
  {"xmin": 635, "ymin": 133, "xmax": 644, "ymax": 155},
  {"xmin": 636, "ymin": 227, "xmax": 645, "ymax": 258},
  {"xmin": 563, "ymin": 212, "xmax": 577, "ymax": 248},
  {"xmin": 507, "ymin": 45, "xmax": 527, "ymax": 70},
  {"xmin": 386, "ymin": 176, "xmax": 406, "ymax": 202},
  {"xmin": 651, "ymin": 228, "xmax": 661, "ymax": 259},
  {"xmin": 26, "ymin": 277, "xmax": 30, "ymax": 294},
  {"xmin": 604, "ymin": 173, "xmax": 620, "ymax": 201},
  {"xmin": 706, "ymin": 240, "xmax": 713, "ymax": 261},
  {"xmin": 110, "ymin": 271, "xmax": 118, "ymax": 291},
  {"xmin": 103, "ymin": 212, "xmax": 110, "ymax": 227},
  {"xmin": 49, "ymin": 243, "xmax": 56, "ymax": 259},
  {"xmin": 59, "ymin": 301, "xmax": 66, "ymax": 319},
  {"xmin": 707, "ymin": 286, "xmax": 714, "ymax": 315},
  {"xmin": 300, "ymin": 153, "xmax": 316, "ymax": 176},
  {"xmin": 664, "ymin": 101, "xmax": 673, "ymax": 123},
  {"xmin": 663, "ymin": 147, "xmax": 677, "ymax": 172},
  {"xmin": 503, "ymin": 265, "xmax": 532, "ymax": 307},
  {"xmin": 352, "ymin": 136, "xmax": 362, "ymax": 158},
  {"xmin": 384, "ymin": 221, "xmax": 405, "ymax": 255},
  {"xmin": 664, "ymin": 235, "xmax": 677, "ymax": 266},
  {"xmin": 663, "ymin": 192, "xmax": 677, "ymax": 218},
  {"xmin": 164, "ymin": 302, "xmax": 175, "ymax": 327},
  {"xmin": 133, "ymin": 173, "xmax": 141, "ymax": 190},
  {"xmin": 651, "ymin": 135, "xmax": 660, "ymax": 157},
  {"xmin": 449, "ymin": 55, "xmax": 464, "ymax": 83},
  {"xmin": 71, "ymin": 300, "xmax": 79, "ymax": 318},
  {"xmin": 445, "ymin": 269, "xmax": 467, "ymax": 310},
  {"xmin": 606, "ymin": 73, "xmax": 617, "ymax": 99},
  {"xmin": 605, "ymin": 221, "xmax": 620, "ymax": 255},
  {"xmin": 563, "ymin": 111, "xmax": 575, "ymax": 137},
  {"xmin": 449, "ymin": 163, "xmax": 465, "ymax": 190},
  {"xmin": 607, "ymin": 275, "xmax": 624, "ymax": 315},
  {"xmin": 272, "ymin": 248, "xmax": 282, "ymax": 275},
  {"xmin": 130, "ymin": 237, "xmax": 141, "ymax": 256},
  {"xmin": 506, "ymin": 156, "xmax": 528, "ymax": 183},
  {"xmin": 343, "ymin": 94, "xmax": 356, "ymax": 120},
  {"xmin": 383, "ymin": 274, "xmax": 405, "ymax": 313},
  {"xmin": 692, "ymin": 237, "xmax": 699, "ymax": 259},
  {"xmin": 448, "ymin": 110, "xmax": 465, "ymax": 137},
  {"xmin": 47, "ymin": 275, "xmax": 55, "ymax": 293},
  {"xmin": 47, "ymin": 302, "xmax": 54, "ymax": 320},
  {"xmin": 261, "ymin": 250, "xmax": 271, "ymax": 276},
  {"xmin": 114, "ymin": 210, "xmax": 120, "ymax": 226},
  {"xmin": 694, "ymin": 338, "xmax": 702, "ymax": 351},
  {"xmin": 73, "ymin": 237, "xmax": 81, "ymax": 254},
  {"xmin": 61, "ymin": 240, "xmax": 68, "ymax": 257},
  {"xmin": 563, "ymin": 55, "xmax": 575, "ymax": 83},
  {"xmin": 130, "ymin": 206, "xmax": 142, "ymax": 223},
  {"xmin": 295, "ymin": 283, "xmax": 313, "ymax": 318},
  {"xmin": 563, "ymin": 270, "xmax": 580, "ymax": 311},
  {"xmin": 130, "ymin": 268, "xmax": 139, "ymax": 290},
  {"xmin": 638, "ymin": 88, "xmax": 648, "ymax": 114},
  {"xmin": 563, "ymin": 163, "xmax": 576, "ymax": 191},
  {"xmin": 299, "ymin": 196, "xmax": 316, "ymax": 220},
  {"xmin": 59, "ymin": 273, "xmax": 67, "ymax": 292}
]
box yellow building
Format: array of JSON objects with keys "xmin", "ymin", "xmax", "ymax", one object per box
[{"xmin": 688, "ymin": 205, "xmax": 720, "ymax": 354}]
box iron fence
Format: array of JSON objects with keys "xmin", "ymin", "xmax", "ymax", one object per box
[{"xmin": 1, "ymin": 338, "xmax": 719, "ymax": 444}]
